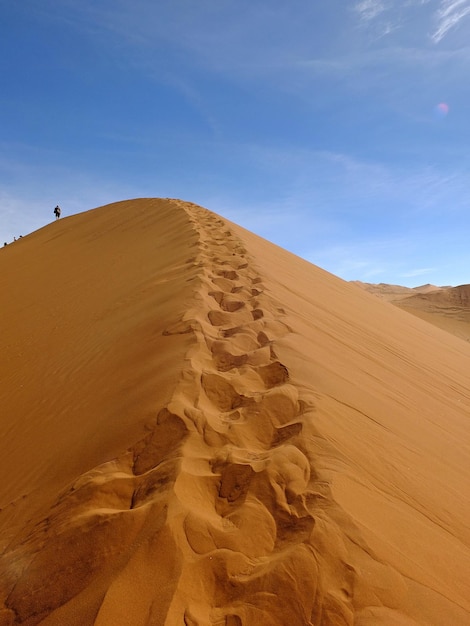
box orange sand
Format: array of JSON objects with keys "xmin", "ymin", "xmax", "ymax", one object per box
[{"xmin": 1, "ymin": 199, "xmax": 469, "ymax": 625}]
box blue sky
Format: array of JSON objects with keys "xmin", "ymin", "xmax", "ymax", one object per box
[{"xmin": 1, "ymin": 0, "xmax": 470, "ymax": 286}]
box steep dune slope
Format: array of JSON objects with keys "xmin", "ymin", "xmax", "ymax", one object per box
[{"xmin": 1, "ymin": 199, "xmax": 469, "ymax": 625}]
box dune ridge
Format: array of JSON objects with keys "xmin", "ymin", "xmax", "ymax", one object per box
[{"xmin": 1, "ymin": 199, "xmax": 470, "ymax": 625}]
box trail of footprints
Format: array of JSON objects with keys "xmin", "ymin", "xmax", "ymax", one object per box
[
  {"xmin": 180, "ymin": 202, "xmax": 303, "ymax": 456},
  {"xmin": 171, "ymin": 202, "xmax": 320, "ymax": 625}
]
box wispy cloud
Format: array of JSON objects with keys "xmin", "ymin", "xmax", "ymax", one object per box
[
  {"xmin": 307, "ymin": 234, "xmax": 445, "ymax": 286},
  {"xmin": 355, "ymin": 0, "xmax": 388, "ymax": 22},
  {"xmin": 400, "ymin": 267, "xmax": 435, "ymax": 278},
  {"xmin": 353, "ymin": 0, "xmax": 470, "ymax": 46},
  {"xmin": 306, "ymin": 237, "xmax": 410, "ymax": 283},
  {"xmin": 432, "ymin": 0, "xmax": 470, "ymax": 42}
]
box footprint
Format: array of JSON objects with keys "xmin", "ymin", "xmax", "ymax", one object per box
[
  {"xmin": 247, "ymin": 386, "xmax": 299, "ymax": 428},
  {"xmin": 212, "ymin": 348, "xmax": 248, "ymax": 372},
  {"xmin": 216, "ymin": 270, "xmax": 238, "ymax": 280},
  {"xmin": 245, "ymin": 346, "xmax": 272, "ymax": 367},
  {"xmin": 211, "ymin": 277, "xmax": 235, "ymax": 293},
  {"xmin": 220, "ymin": 329, "xmax": 260, "ymax": 352},
  {"xmin": 201, "ymin": 373, "xmax": 246, "ymax": 411},
  {"xmin": 257, "ymin": 362, "xmax": 289, "ymax": 388},
  {"xmin": 208, "ymin": 309, "xmax": 253, "ymax": 327},
  {"xmin": 209, "ymin": 292, "xmax": 246, "ymax": 312},
  {"xmin": 257, "ymin": 331, "xmax": 271, "ymax": 347},
  {"xmin": 271, "ymin": 422, "xmax": 303, "ymax": 446},
  {"xmin": 222, "ymin": 326, "xmax": 243, "ymax": 338},
  {"xmin": 133, "ymin": 409, "xmax": 187, "ymax": 475},
  {"xmin": 220, "ymin": 410, "xmax": 243, "ymax": 423},
  {"xmin": 218, "ymin": 463, "xmax": 254, "ymax": 503}
]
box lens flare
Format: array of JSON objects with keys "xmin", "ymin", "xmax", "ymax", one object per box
[{"xmin": 434, "ymin": 102, "xmax": 449, "ymax": 118}]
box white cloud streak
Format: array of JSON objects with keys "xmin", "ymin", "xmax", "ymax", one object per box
[
  {"xmin": 354, "ymin": 0, "xmax": 470, "ymax": 45},
  {"xmin": 400, "ymin": 268, "xmax": 435, "ymax": 278},
  {"xmin": 355, "ymin": 0, "xmax": 387, "ymax": 21},
  {"xmin": 432, "ymin": 0, "xmax": 470, "ymax": 42}
]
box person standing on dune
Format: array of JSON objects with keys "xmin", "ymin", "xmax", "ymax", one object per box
[{"xmin": 54, "ymin": 205, "xmax": 61, "ymax": 220}]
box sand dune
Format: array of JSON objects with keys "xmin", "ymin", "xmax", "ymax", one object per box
[
  {"xmin": 1, "ymin": 199, "xmax": 470, "ymax": 625},
  {"xmin": 355, "ymin": 281, "xmax": 470, "ymax": 342},
  {"xmin": 350, "ymin": 282, "xmax": 445, "ymax": 302}
]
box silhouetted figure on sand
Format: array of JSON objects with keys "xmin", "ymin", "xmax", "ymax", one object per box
[{"xmin": 54, "ymin": 205, "xmax": 61, "ymax": 220}]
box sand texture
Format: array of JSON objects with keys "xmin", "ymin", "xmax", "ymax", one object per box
[{"xmin": 1, "ymin": 199, "xmax": 470, "ymax": 625}]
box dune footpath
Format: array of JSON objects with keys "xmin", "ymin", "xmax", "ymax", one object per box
[{"xmin": 1, "ymin": 199, "xmax": 470, "ymax": 625}]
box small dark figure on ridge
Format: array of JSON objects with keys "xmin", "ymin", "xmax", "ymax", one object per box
[{"xmin": 54, "ymin": 205, "xmax": 61, "ymax": 220}]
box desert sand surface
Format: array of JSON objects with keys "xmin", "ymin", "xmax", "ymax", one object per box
[
  {"xmin": 354, "ymin": 281, "xmax": 470, "ymax": 342},
  {"xmin": 1, "ymin": 198, "xmax": 470, "ymax": 626}
]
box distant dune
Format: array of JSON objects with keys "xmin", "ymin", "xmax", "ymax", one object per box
[
  {"xmin": 350, "ymin": 282, "xmax": 444, "ymax": 302},
  {"xmin": 354, "ymin": 281, "xmax": 470, "ymax": 342},
  {"xmin": 1, "ymin": 199, "xmax": 470, "ymax": 625}
]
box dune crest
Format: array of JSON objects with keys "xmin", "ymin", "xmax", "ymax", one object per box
[{"xmin": 1, "ymin": 199, "xmax": 470, "ymax": 625}]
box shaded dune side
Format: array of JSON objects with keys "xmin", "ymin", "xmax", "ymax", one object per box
[
  {"xmin": 0, "ymin": 199, "xmax": 202, "ymax": 625},
  {"xmin": 407, "ymin": 284, "xmax": 470, "ymax": 307},
  {"xmin": 354, "ymin": 282, "xmax": 470, "ymax": 343},
  {"xmin": 396, "ymin": 284, "xmax": 470, "ymax": 343},
  {"xmin": 0, "ymin": 199, "xmax": 200, "ymax": 521},
  {"xmin": 1, "ymin": 200, "xmax": 470, "ymax": 625}
]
